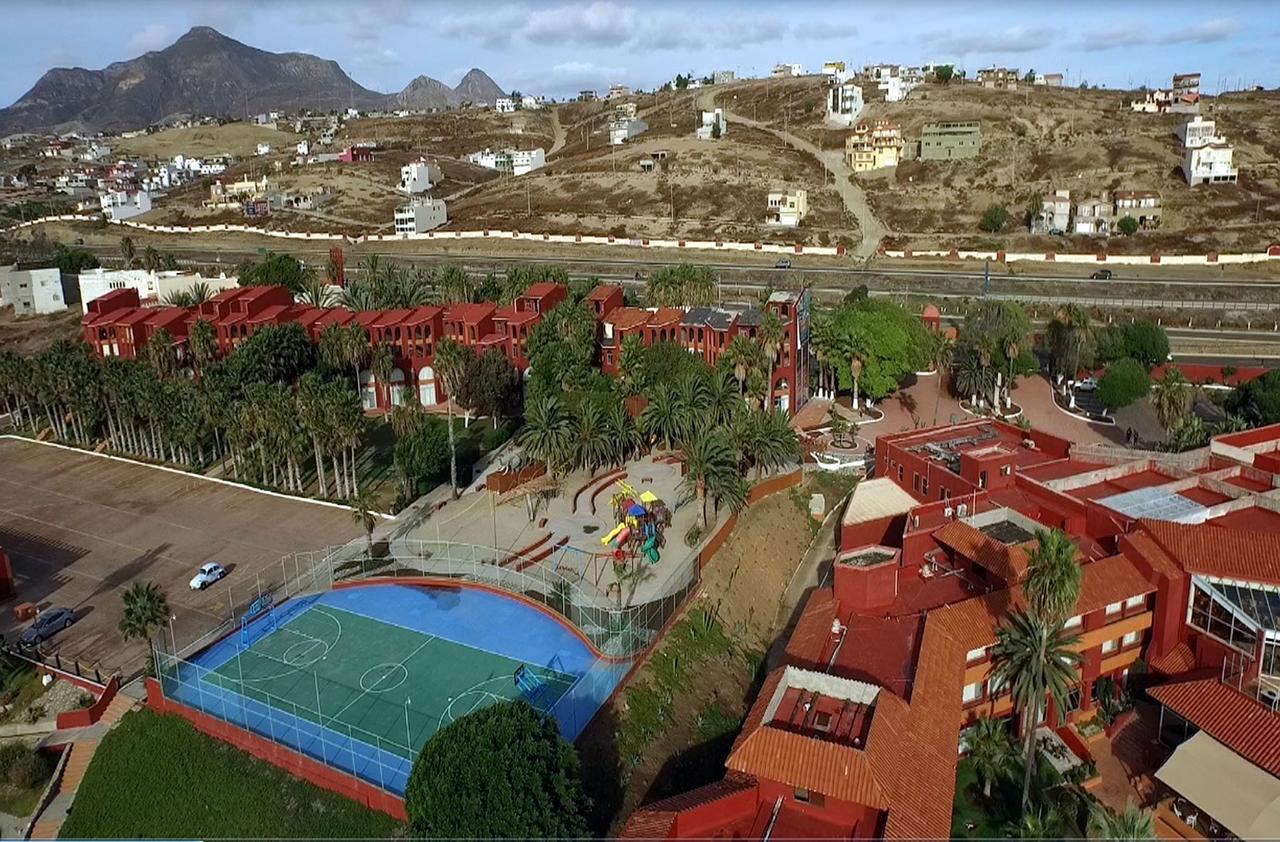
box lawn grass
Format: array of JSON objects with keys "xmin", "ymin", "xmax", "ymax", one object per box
[
  {"xmin": 0, "ymin": 781, "xmax": 46, "ymax": 819},
  {"xmin": 58, "ymin": 710, "xmax": 402, "ymax": 839}
]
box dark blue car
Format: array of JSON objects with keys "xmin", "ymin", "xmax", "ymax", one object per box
[{"xmin": 19, "ymin": 607, "xmax": 75, "ymax": 649}]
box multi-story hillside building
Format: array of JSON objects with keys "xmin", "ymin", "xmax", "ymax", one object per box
[
  {"xmin": 918, "ymin": 122, "xmax": 981, "ymax": 160},
  {"xmin": 845, "ymin": 121, "xmax": 904, "ymax": 172}
]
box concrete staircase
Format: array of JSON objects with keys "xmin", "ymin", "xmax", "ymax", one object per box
[
  {"xmin": 28, "ymin": 739, "xmax": 100, "ymax": 839},
  {"xmin": 99, "ymin": 694, "xmax": 135, "ymax": 726}
]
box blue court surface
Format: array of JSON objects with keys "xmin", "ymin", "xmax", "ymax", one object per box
[{"xmin": 160, "ymin": 583, "xmax": 629, "ymax": 795}]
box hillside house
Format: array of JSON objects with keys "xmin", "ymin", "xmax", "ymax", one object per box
[
  {"xmin": 767, "ymin": 189, "xmax": 808, "ymax": 227},
  {"xmin": 609, "ymin": 104, "xmax": 648, "ymax": 145},
  {"xmin": 977, "ymin": 67, "xmax": 1019, "ymax": 90},
  {"xmin": 1178, "ymin": 116, "xmax": 1222, "ymax": 149},
  {"xmin": 1173, "ymin": 72, "xmax": 1201, "ymax": 96},
  {"xmin": 607, "ymin": 84, "xmax": 632, "ymax": 100},
  {"xmin": 1034, "ymin": 190, "xmax": 1071, "ymax": 233},
  {"xmin": 338, "ymin": 145, "xmax": 374, "ymax": 163},
  {"xmin": 713, "ymin": 70, "xmax": 735, "ymax": 85},
  {"xmin": 772, "ymin": 63, "xmax": 803, "ymax": 77},
  {"xmin": 695, "ymin": 109, "xmax": 727, "ymax": 140},
  {"xmin": 826, "ymin": 80, "xmax": 864, "ymax": 126},
  {"xmin": 0, "ymin": 266, "xmax": 68, "ymax": 315},
  {"xmin": 1114, "ymin": 190, "xmax": 1162, "ymax": 229},
  {"xmin": 467, "ymin": 147, "xmax": 545, "ymax": 176},
  {"xmin": 1184, "ymin": 143, "xmax": 1239, "ymax": 186},
  {"xmin": 919, "ymin": 122, "xmax": 981, "ymax": 160},
  {"xmin": 99, "ymin": 189, "xmax": 151, "ymax": 221},
  {"xmin": 822, "ymin": 60, "xmax": 847, "ymax": 77},
  {"xmin": 1034, "ymin": 73, "xmax": 1064, "ymax": 86},
  {"xmin": 520, "ymin": 95, "xmax": 543, "ymax": 110},
  {"xmin": 394, "ymin": 197, "xmax": 448, "ymax": 234},
  {"xmin": 845, "ymin": 120, "xmax": 904, "ymax": 172},
  {"xmin": 399, "ymin": 158, "xmax": 442, "ymax": 194},
  {"xmin": 494, "ymin": 97, "xmax": 516, "ymax": 113},
  {"xmin": 1074, "ymin": 194, "xmax": 1113, "ymax": 235}
]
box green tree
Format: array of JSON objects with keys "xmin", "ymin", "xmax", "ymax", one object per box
[
  {"xmin": 1089, "ymin": 802, "xmax": 1155, "ymax": 841},
  {"xmin": 393, "ymin": 417, "xmax": 451, "ymax": 498},
  {"xmin": 757, "ymin": 310, "xmax": 784, "ymax": 410},
  {"xmin": 1117, "ymin": 215, "xmax": 1140, "ymax": 237},
  {"xmin": 679, "ymin": 430, "xmax": 746, "ymax": 530},
  {"xmin": 188, "ymin": 319, "xmax": 218, "ymax": 376},
  {"xmin": 967, "ymin": 716, "xmax": 1016, "ymax": 798},
  {"xmin": 991, "ymin": 612, "xmax": 1083, "ymax": 809},
  {"xmin": 1023, "ymin": 528, "xmax": 1082, "ymax": 627},
  {"xmin": 405, "ymin": 701, "xmax": 589, "ymax": 839},
  {"xmin": 929, "ymin": 332, "xmax": 956, "ymax": 425},
  {"xmin": 1167, "ymin": 415, "xmax": 1209, "ymax": 452},
  {"xmin": 119, "ymin": 236, "xmax": 136, "ymax": 268},
  {"xmin": 1228, "ymin": 370, "xmax": 1280, "ymax": 426},
  {"xmin": 1121, "ymin": 321, "xmax": 1170, "ymax": 370},
  {"xmin": 141, "ymin": 245, "xmax": 161, "ymax": 272},
  {"xmin": 435, "ymin": 339, "xmax": 474, "ymax": 496},
  {"xmin": 1150, "ymin": 368, "xmax": 1192, "ymax": 435},
  {"xmin": 934, "ymin": 65, "xmax": 955, "ymax": 83},
  {"xmin": 118, "ymin": 581, "xmax": 170, "ymax": 642},
  {"xmin": 1097, "ymin": 358, "xmax": 1150, "ymax": 411},
  {"xmin": 237, "ymin": 251, "xmax": 311, "ymax": 294},
  {"xmin": 51, "ymin": 244, "xmax": 99, "ymax": 274},
  {"xmin": 348, "ymin": 487, "xmax": 379, "ymax": 558},
  {"xmin": 457, "ymin": 350, "xmax": 518, "ymax": 426},
  {"xmin": 520, "ymin": 395, "xmax": 574, "ymax": 476},
  {"xmin": 1044, "ymin": 305, "xmax": 1092, "ymax": 403},
  {"xmin": 979, "ymin": 205, "xmax": 1012, "ymax": 233},
  {"xmin": 644, "ymin": 264, "xmax": 716, "ymax": 307}
]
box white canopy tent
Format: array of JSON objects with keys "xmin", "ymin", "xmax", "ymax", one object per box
[{"xmin": 1156, "ymin": 730, "xmax": 1280, "ymax": 839}]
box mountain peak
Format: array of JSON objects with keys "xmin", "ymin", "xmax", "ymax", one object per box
[{"xmin": 454, "ymin": 68, "xmax": 504, "ymax": 104}]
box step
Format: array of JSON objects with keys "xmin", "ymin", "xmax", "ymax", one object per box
[
  {"xmin": 500, "ymin": 533, "xmax": 551, "ymax": 568},
  {"xmin": 100, "ymin": 694, "xmax": 135, "ymax": 724},
  {"xmin": 58, "ymin": 741, "xmax": 98, "ymax": 793},
  {"xmin": 29, "ymin": 819, "xmax": 62, "ymax": 839},
  {"xmin": 514, "ymin": 536, "xmax": 567, "ymax": 572}
]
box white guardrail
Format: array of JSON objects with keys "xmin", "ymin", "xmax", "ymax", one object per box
[{"xmin": 5, "ymin": 214, "xmax": 1279, "ymax": 265}]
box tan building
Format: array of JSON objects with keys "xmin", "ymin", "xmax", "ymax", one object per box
[
  {"xmin": 1113, "ymin": 190, "xmax": 1162, "ymax": 229},
  {"xmin": 977, "ymin": 67, "xmax": 1019, "ymax": 90},
  {"xmin": 766, "ymin": 189, "xmax": 808, "ymax": 227},
  {"xmin": 845, "ymin": 120, "xmax": 904, "ymax": 172}
]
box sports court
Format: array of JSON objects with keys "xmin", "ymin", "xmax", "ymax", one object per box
[{"xmin": 162, "ymin": 583, "xmax": 628, "ymax": 794}]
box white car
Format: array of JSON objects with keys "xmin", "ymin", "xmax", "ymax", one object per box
[
  {"xmin": 1076, "ymin": 377, "xmax": 1099, "ymax": 392},
  {"xmin": 189, "ymin": 562, "xmax": 227, "ymax": 590}
]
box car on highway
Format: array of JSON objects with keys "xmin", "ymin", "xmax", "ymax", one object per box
[
  {"xmin": 189, "ymin": 562, "xmax": 227, "ymax": 590},
  {"xmin": 1090, "ymin": 269, "xmax": 1113, "ymax": 280},
  {"xmin": 19, "ymin": 607, "xmax": 76, "ymax": 649},
  {"xmin": 775, "ymin": 259, "xmax": 792, "ymax": 269}
]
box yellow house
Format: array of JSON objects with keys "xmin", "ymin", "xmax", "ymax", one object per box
[{"xmin": 845, "ymin": 120, "xmax": 904, "ymax": 172}]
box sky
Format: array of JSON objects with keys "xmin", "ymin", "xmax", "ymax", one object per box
[{"xmin": 4, "ymin": 0, "xmax": 1279, "ymax": 106}]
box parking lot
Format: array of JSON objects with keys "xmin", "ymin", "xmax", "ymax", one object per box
[{"xmin": 0, "ymin": 437, "xmax": 361, "ymax": 676}]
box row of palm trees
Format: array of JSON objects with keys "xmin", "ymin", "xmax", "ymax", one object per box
[{"xmin": 962, "ymin": 527, "xmax": 1156, "ymax": 838}]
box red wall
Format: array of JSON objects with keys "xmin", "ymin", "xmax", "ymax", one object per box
[
  {"xmin": 839, "ymin": 513, "xmax": 906, "ymax": 553},
  {"xmin": 145, "ymin": 678, "xmax": 408, "ymax": 821},
  {"xmin": 834, "ymin": 558, "xmax": 899, "ymax": 614},
  {"xmin": 56, "ymin": 676, "xmax": 119, "ymax": 729}
]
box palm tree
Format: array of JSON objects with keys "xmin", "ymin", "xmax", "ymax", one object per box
[
  {"xmin": 704, "ymin": 370, "xmax": 741, "ymax": 427},
  {"xmin": 369, "ymin": 343, "xmax": 395, "ymax": 410},
  {"xmin": 141, "ymin": 245, "xmax": 161, "ymax": 272},
  {"xmin": 929, "ymin": 332, "xmax": 955, "ymax": 425},
  {"xmin": 519, "ymin": 395, "xmax": 574, "ymax": 476},
  {"xmin": 1046, "ymin": 305, "xmax": 1091, "ymax": 402},
  {"xmin": 436, "ymin": 265, "xmax": 472, "ymax": 303},
  {"xmin": 721, "ymin": 335, "xmax": 760, "ymax": 396},
  {"xmin": 1023, "ymin": 528, "xmax": 1082, "ymax": 628},
  {"xmin": 119, "ymin": 236, "xmax": 136, "ymax": 268},
  {"xmin": 1088, "ymin": 801, "xmax": 1155, "ymax": 841},
  {"xmin": 434, "ymin": 339, "xmax": 472, "ymax": 497},
  {"xmin": 299, "ymin": 272, "xmax": 337, "ymax": 307},
  {"xmin": 1011, "ymin": 805, "xmax": 1069, "ymax": 840},
  {"xmin": 572, "ymin": 400, "xmax": 612, "ymax": 472},
  {"xmin": 1168, "ymin": 415, "xmax": 1208, "ymax": 452},
  {"xmin": 119, "ymin": 581, "xmax": 169, "ymax": 643},
  {"xmin": 735, "ymin": 410, "xmax": 799, "ymax": 479},
  {"xmin": 1151, "ymin": 368, "xmax": 1192, "ymax": 436},
  {"xmin": 990, "ymin": 611, "xmax": 1083, "ymax": 809},
  {"xmin": 187, "ymin": 281, "xmax": 212, "ymax": 306},
  {"xmin": 953, "ymin": 351, "xmax": 991, "ymax": 407},
  {"xmin": 188, "ymin": 319, "xmax": 218, "ymax": 377},
  {"xmin": 967, "ymin": 715, "xmax": 1016, "ymax": 798},
  {"xmin": 639, "ymin": 383, "xmax": 688, "ymax": 451},
  {"xmin": 758, "ymin": 310, "xmax": 784, "ymax": 411},
  {"xmin": 678, "ymin": 430, "xmax": 745, "ymax": 530},
  {"xmin": 349, "ymin": 487, "xmax": 379, "ymax": 558}
]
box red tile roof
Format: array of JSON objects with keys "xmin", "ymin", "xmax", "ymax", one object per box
[
  {"xmin": 1149, "ymin": 679, "xmax": 1280, "ymax": 777},
  {"xmin": 523, "ymin": 281, "xmax": 561, "ymax": 298},
  {"xmin": 618, "ymin": 773, "xmax": 757, "ymax": 838},
  {"xmin": 586, "ymin": 283, "xmax": 622, "ymax": 301},
  {"xmin": 933, "ymin": 520, "xmax": 1030, "ymax": 585},
  {"xmin": 606, "ymin": 307, "xmax": 653, "ymax": 331},
  {"xmin": 1139, "ymin": 519, "xmax": 1280, "ymax": 585},
  {"xmin": 727, "ymin": 727, "xmax": 889, "ymax": 808}
]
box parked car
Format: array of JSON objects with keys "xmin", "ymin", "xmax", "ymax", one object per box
[
  {"xmin": 1048, "ymin": 228, "xmax": 1065, "ymax": 236},
  {"xmin": 19, "ymin": 607, "xmax": 76, "ymax": 649},
  {"xmin": 189, "ymin": 562, "xmax": 227, "ymax": 590},
  {"xmin": 1090, "ymin": 269, "xmax": 1113, "ymax": 280},
  {"xmin": 775, "ymin": 258, "xmax": 792, "ymax": 269},
  {"xmin": 1076, "ymin": 377, "xmax": 1099, "ymax": 392}
]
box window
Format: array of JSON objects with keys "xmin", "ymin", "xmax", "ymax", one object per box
[
  {"xmin": 1122, "ymin": 630, "xmax": 1142, "ymax": 647},
  {"xmin": 962, "ymin": 681, "xmax": 983, "ymax": 703},
  {"xmin": 966, "ymin": 646, "xmax": 987, "ymax": 663},
  {"xmin": 814, "ymin": 711, "xmax": 832, "ymax": 732},
  {"xmin": 1125, "ymin": 594, "xmax": 1146, "ymax": 610},
  {"xmin": 794, "ymin": 787, "xmax": 810, "ymax": 803},
  {"xmin": 1189, "ymin": 579, "xmax": 1259, "ymax": 655},
  {"xmin": 913, "ymin": 473, "xmax": 920, "ymax": 491},
  {"xmin": 1105, "ymin": 601, "xmax": 1122, "ymax": 617},
  {"xmin": 1065, "ymin": 614, "xmax": 1082, "ymax": 629},
  {"xmin": 1102, "ymin": 638, "xmax": 1118, "ymax": 654},
  {"xmin": 922, "ymin": 477, "xmax": 930, "ymax": 495},
  {"xmin": 898, "ymin": 466, "xmax": 904, "ymax": 482},
  {"xmin": 979, "ymin": 471, "xmax": 988, "ymax": 488}
]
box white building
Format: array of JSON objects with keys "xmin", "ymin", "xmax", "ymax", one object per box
[
  {"xmin": 520, "ymin": 95, "xmax": 543, "ymax": 110},
  {"xmin": 767, "ymin": 189, "xmax": 808, "ymax": 227},
  {"xmin": 0, "ymin": 266, "xmax": 66, "ymax": 315},
  {"xmin": 1034, "ymin": 190, "xmax": 1071, "ymax": 233},
  {"xmin": 1074, "ymin": 194, "xmax": 1113, "ymax": 236},
  {"xmin": 495, "ymin": 97, "xmax": 516, "ymax": 113},
  {"xmin": 99, "ymin": 189, "xmax": 151, "ymax": 221},
  {"xmin": 883, "ymin": 77, "xmax": 910, "ymax": 103},
  {"xmin": 607, "ymin": 84, "xmax": 632, "ymax": 100},
  {"xmin": 256, "ymin": 142, "xmax": 272, "ymax": 155},
  {"xmin": 695, "ymin": 109, "xmax": 727, "ymax": 140},
  {"xmin": 713, "ymin": 70, "xmax": 736, "ymax": 85},
  {"xmin": 822, "ymin": 61, "xmax": 847, "ymax": 77},
  {"xmin": 1178, "ymin": 116, "xmax": 1222, "ymax": 149},
  {"xmin": 81, "ymin": 142, "xmax": 113, "ymax": 163},
  {"xmin": 77, "ymin": 268, "xmax": 236, "ymax": 312},
  {"xmin": 1183, "ymin": 143, "xmax": 1239, "ymax": 186},
  {"xmin": 826, "ymin": 80, "xmax": 864, "ymax": 125},
  {"xmin": 467, "ymin": 147, "xmax": 546, "ymax": 176},
  {"xmin": 296, "ymin": 139, "xmax": 310, "ymax": 156},
  {"xmin": 608, "ymin": 106, "xmax": 648, "ymax": 145},
  {"xmin": 772, "ymin": 63, "xmax": 803, "ymax": 78},
  {"xmin": 399, "ymin": 158, "xmax": 443, "ymax": 194},
  {"xmin": 394, "ymin": 197, "xmax": 448, "ymax": 235}
]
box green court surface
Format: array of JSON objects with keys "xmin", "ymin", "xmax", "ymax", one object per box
[{"xmin": 206, "ymin": 605, "xmax": 576, "ymax": 757}]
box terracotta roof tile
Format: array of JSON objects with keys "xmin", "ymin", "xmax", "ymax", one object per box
[
  {"xmin": 727, "ymin": 728, "xmax": 889, "ymax": 809},
  {"xmin": 933, "ymin": 520, "xmax": 1030, "ymax": 585},
  {"xmin": 1149, "ymin": 679, "xmax": 1280, "ymax": 777},
  {"xmin": 1139, "ymin": 519, "xmax": 1280, "ymax": 584},
  {"xmin": 1148, "ymin": 642, "xmax": 1197, "ymax": 676},
  {"xmin": 618, "ymin": 773, "xmax": 757, "ymax": 838}
]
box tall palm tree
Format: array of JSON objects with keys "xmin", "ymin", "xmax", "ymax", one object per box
[
  {"xmin": 299, "ymin": 272, "xmax": 338, "ymax": 307},
  {"xmin": 704, "ymin": 370, "xmax": 742, "ymax": 427},
  {"xmin": 678, "ymin": 430, "xmax": 745, "ymax": 530},
  {"xmin": 1045, "ymin": 305, "xmax": 1091, "ymax": 402},
  {"xmin": 753, "ymin": 311, "xmax": 782, "ymax": 406},
  {"xmin": 187, "ymin": 281, "xmax": 212, "ymax": 306},
  {"xmin": 434, "ymin": 339, "xmax": 471, "ymax": 497},
  {"xmin": 953, "ymin": 351, "xmax": 991, "ymax": 407},
  {"xmin": 601, "ymin": 400, "xmax": 640, "ymax": 468},
  {"xmin": 1088, "ymin": 801, "xmax": 1155, "ymax": 841},
  {"xmin": 188, "ymin": 319, "xmax": 218, "ymax": 377},
  {"xmin": 1151, "ymin": 368, "xmax": 1192, "ymax": 436},
  {"xmin": 639, "ymin": 383, "xmax": 688, "ymax": 451},
  {"xmin": 572, "ymin": 400, "xmax": 612, "ymax": 473},
  {"xmin": 967, "ymin": 715, "xmax": 1016, "ymax": 798},
  {"xmin": 436, "ymin": 265, "xmax": 472, "ymax": 304},
  {"xmin": 990, "ymin": 611, "xmax": 1083, "ymax": 809},
  {"xmin": 349, "ymin": 487, "xmax": 379, "ymax": 558},
  {"xmin": 721, "ymin": 335, "xmax": 761, "ymax": 396},
  {"xmin": 119, "ymin": 581, "xmax": 169, "ymax": 643},
  {"xmin": 369, "ymin": 343, "xmax": 396, "ymax": 410},
  {"xmin": 929, "ymin": 332, "xmax": 955, "ymax": 425},
  {"xmin": 519, "ymin": 395, "xmax": 574, "ymax": 476},
  {"xmin": 1023, "ymin": 528, "xmax": 1082, "ymax": 628},
  {"xmin": 119, "ymin": 236, "xmax": 136, "ymax": 268},
  {"xmin": 141, "ymin": 245, "xmax": 161, "ymax": 273}
]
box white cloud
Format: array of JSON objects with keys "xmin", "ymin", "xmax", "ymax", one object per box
[
  {"xmin": 127, "ymin": 23, "xmax": 174, "ymax": 53},
  {"xmin": 920, "ymin": 24, "xmax": 1052, "ymax": 57},
  {"xmin": 507, "ymin": 60, "xmax": 627, "ymax": 95},
  {"xmin": 1081, "ymin": 17, "xmax": 1242, "ymax": 51},
  {"xmin": 791, "ymin": 21, "xmax": 857, "ymax": 40}
]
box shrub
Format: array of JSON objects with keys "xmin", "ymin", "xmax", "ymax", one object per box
[
  {"xmin": 979, "ymin": 204, "xmax": 1011, "ymax": 233},
  {"xmin": 5, "ymin": 749, "xmax": 50, "ymax": 789},
  {"xmin": 1117, "ymin": 215, "xmax": 1139, "ymax": 236},
  {"xmin": 1121, "ymin": 321, "xmax": 1170, "ymax": 369},
  {"xmin": 1097, "ymin": 358, "xmax": 1150, "ymax": 411}
]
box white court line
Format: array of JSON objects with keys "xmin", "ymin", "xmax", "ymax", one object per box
[
  {"xmin": 214, "ymin": 606, "xmax": 344, "ymax": 684},
  {"xmin": 326, "ymin": 634, "xmax": 436, "ymax": 727},
  {"xmin": 0, "ymin": 435, "xmax": 395, "ymax": 518}
]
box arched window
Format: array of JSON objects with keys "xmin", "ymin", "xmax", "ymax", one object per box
[
  {"xmin": 418, "ymin": 365, "xmax": 437, "ymax": 405},
  {"xmin": 359, "ymin": 370, "xmax": 377, "ymax": 411},
  {"xmin": 390, "ymin": 368, "xmax": 407, "ymax": 407}
]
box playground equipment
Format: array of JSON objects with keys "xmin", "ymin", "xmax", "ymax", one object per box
[
  {"xmin": 601, "ymin": 482, "xmax": 669, "ymax": 564},
  {"xmin": 514, "ymin": 664, "xmax": 554, "ymax": 710}
]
